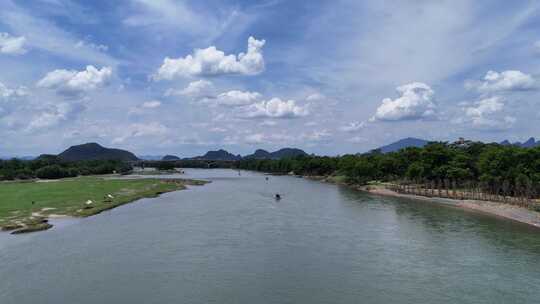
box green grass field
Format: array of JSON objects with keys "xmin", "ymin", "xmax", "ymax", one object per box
[{"xmin": 0, "ymin": 177, "xmax": 206, "ymax": 233}]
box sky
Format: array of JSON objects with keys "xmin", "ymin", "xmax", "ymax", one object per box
[{"xmin": 1, "ymin": 0, "xmax": 540, "ymax": 157}]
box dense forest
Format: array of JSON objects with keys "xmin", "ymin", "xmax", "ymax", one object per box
[
  {"xmin": 236, "ymin": 140, "xmax": 540, "ymax": 201},
  {"xmin": 0, "ymin": 156, "xmax": 132, "ymax": 180}
]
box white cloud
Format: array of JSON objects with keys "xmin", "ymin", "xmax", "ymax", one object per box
[
  {"xmin": 340, "ymin": 121, "xmax": 365, "ymax": 132},
  {"xmin": 347, "ymin": 136, "xmax": 367, "ymax": 144},
  {"xmin": 216, "ymin": 90, "xmax": 261, "ymax": 106},
  {"xmin": 302, "ymin": 129, "xmax": 332, "ymax": 143},
  {"xmin": 464, "ymin": 97, "xmax": 504, "ymax": 117},
  {"xmin": 0, "ymin": 32, "xmax": 27, "ymax": 55},
  {"xmin": 245, "ymin": 133, "xmax": 264, "ymax": 144},
  {"xmin": 0, "ymin": 82, "xmax": 29, "ymax": 117},
  {"xmin": 0, "ymin": 2, "xmax": 119, "ymax": 66},
  {"xmin": 306, "ymin": 93, "xmax": 325, "ymax": 101},
  {"xmin": 128, "ymin": 100, "xmax": 162, "ymax": 115},
  {"xmin": 466, "ymin": 70, "xmax": 537, "ymax": 93},
  {"xmin": 26, "ymin": 102, "xmax": 85, "ymax": 131},
  {"xmin": 153, "ymin": 36, "xmax": 265, "ymax": 80},
  {"xmin": 112, "ymin": 122, "xmax": 169, "ymax": 144},
  {"xmin": 371, "ymin": 82, "xmax": 436, "ymax": 121},
  {"xmin": 124, "ymin": 0, "xmax": 207, "ymax": 29},
  {"xmin": 122, "ymin": 0, "xmax": 252, "ymax": 49},
  {"xmin": 37, "ymin": 65, "xmax": 113, "ymax": 96},
  {"xmin": 75, "ymin": 40, "xmax": 108, "ymax": 52},
  {"xmin": 141, "ymin": 100, "xmax": 161, "ymax": 108},
  {"xmin": 242, "ymin": 98, "xmax": 309, "ymax": 119},
  {"xmin": 0, "ymin": 82, "xmax": 29, "ymax": 101},
  {"xmin": 456, "ymin": 96, "xmax": 515, "ymax": 130},
  {"xmin": 165, "ymin": 80, "xmax": 214, "ymax": 98},
  {"xmin": 244, "ymin": 132, "xmax": 294, "ymax": 144}
]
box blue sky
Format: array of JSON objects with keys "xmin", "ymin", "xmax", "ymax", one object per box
[{"xmin": 1, "ymin": 0, "xmax": 540, "ymax": 157}]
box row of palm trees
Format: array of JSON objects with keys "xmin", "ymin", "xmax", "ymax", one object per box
[{"xmin": 387, "ymin": 179, "xmax": 540, "ymax": 210}]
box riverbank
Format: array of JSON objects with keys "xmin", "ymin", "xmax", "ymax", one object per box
[
  {"xmin": 0, "ymin": 176, "xmax": 208, "ymax": 234},
  {"xmin": 305, "ymin": 175, "xmax": 540, "ymax": 229}
]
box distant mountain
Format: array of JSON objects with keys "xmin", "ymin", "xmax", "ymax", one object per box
[
  {"xmin": 162, "ymin": 155, "xmax": 181, "ymax": 161},
  {"xmin": 193, "ymin": 149, "xmax": 241, "ymax": 161},
  {"xmin": 522, "ymin": 137, "xmax": 537, "ymax": 148},
  {"xmin": 376, "ymin": 137, "xmax": 429, "ymax": 153},
  {"xmin": 500, "ymin": 137, "xmax": 540, "ymax": 148},
  {"xmin": 270, "ymin": 148, "xmax": 308, "ymax": 159},
  {"xmin": 35, "ymin": 154, "xmax": 60, "ymax": 162},
  {"xmin": 138, "ymin": 155, "xmax": 165, "ymax": 161},
  {"xmin": 58, "ymin": 143, "xmax": 139, "ymax": 162},
  {"xmin": 244, "ymin": 149, "xmax": 272, "ymax": 159},
  {"xmin": 244, "ymin": 148, "xmax": 308, "ymax": 159},
  {"xmin": 0, "ymin": 155, "xmax": 35, "ymax": 160}
]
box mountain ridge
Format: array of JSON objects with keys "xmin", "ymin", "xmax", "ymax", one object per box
[
  {"xmin": 58, "ymin": 143, "xmax": 139, "ymax": 162},
  {"xmin": 244, "ymin": 148, "xmax": 308, "ymax": 159},
  {"xmin": 500, "ymin": 137, "xmax": 540, "ymax": 148},
  {"xmin": 375, "ymin": 137, "xmax": 430, "ymax": 153}
]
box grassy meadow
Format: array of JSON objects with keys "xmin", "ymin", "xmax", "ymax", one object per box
[{"xmin": 0, "ymin": 176, "xmax": 206, "ymax": 233}]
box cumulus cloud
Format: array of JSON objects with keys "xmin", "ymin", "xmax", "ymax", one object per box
[
  {"xmin": 242, "ymin": 98, "xmax": 309, "ymax": 119},
  {"xmin": 340, "ymin": 121, "xmax": 365, "ymax": 132},
  {"xmin": 37, "ymin": 65, "xmax": 113, "ymax": 96},
  {"xmin": 456, "ymin": 96, "xmax": 515, "ymax": 130},
  {"xmin": 26, "ymin": 102, "xmax": 85, "ymax": 132},
  {"xmin": 165, "ymin": 80, "xmax": 214, "ymax": 98},
  {"xmin": 216, "ymin": 90, "xmax": 261, "ymax": 106},
  {"xmin": 153, "ymin": 36, "xmax": 265, "ymax": 80},
  {"xmin": 466, "ymin": 70, "xmax": 537, "ymax": 93},
  {"xmin": 371, "ymin": 82, "xmax": 436, "ymax": 121},
  {"xmin": 0, "ymin": 32, "xmax": 27, "ymax": 55}
]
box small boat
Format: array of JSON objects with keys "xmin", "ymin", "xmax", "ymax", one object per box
[{"xmin": 275, "ymin": 194, "xmax": 281, "ymax": 200}]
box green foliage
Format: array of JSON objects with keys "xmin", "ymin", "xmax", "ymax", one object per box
[
  {"xmin": 236, "ymin": 141, "xmax": 540, "ymax": 197},
  {"xmin": 35, "ymin": 165, "xmax": 76, "ymax": 179},
  {"xmin": 0, "ymin": 158, "xmax": 133, "ymax": 180},
  {"xmin": 155, "ymin": 161, "xmax": 176, "ymax": 171}
]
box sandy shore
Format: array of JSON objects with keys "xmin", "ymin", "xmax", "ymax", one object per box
[
  {"xmin": 365, "ymin": 186, "xmax": 540, "ymax": 228},
  {"xmin": 302, "ymin": 175, "xmax": 540, "ymax": 228}
]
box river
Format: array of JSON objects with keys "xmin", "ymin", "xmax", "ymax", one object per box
[{"xmin": 1, "ymin": 169, "xmax": 540, "ymax": 303}]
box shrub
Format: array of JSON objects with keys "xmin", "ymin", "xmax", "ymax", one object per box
[{"xmin": 36, "ymin": 165, "xmax": 70, "ymax": 179}]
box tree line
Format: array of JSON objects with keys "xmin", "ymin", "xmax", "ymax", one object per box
[
  {"xmin": 236, "ymin": 140, "xmax": 540, "ymax": 202},
  {"xmin": 0, "ymin": 155, "xmax": 132, "ymax": 180}
]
